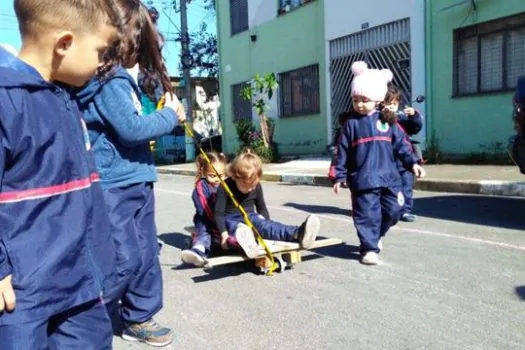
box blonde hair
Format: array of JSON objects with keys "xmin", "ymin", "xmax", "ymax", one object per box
[
  {"xmin": 228, "ymin": 149, "xmax": 263, "ymax": 182},
  {"xmin": 14, "ymin": 0, "xmax": 121, "ymax": 38},
  {"xmin": 195, "ymin": 152, "xmax": 227, "ymax": 183}
]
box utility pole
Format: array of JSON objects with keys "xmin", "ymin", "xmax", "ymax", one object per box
[{"xmin": 178, "ymin": 0, "xmax": 195, "ymax": 161}]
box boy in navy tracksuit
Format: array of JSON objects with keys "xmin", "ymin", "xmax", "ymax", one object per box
[
  {"xmin": 384, "ymin": 85, "xmax": 424, "ymax": 222},
  {"xmin": 0, "ymin": 1, "xmax": 119, "ymax": 348},
  {"xmin": 76, "ymin": 2, "xmax": 186, "ymax": 346},
  {"xmin": 333, "ymin": 61, "xmax": 426, "ymax": 265},
  {"xmin": 509, "ymin": 76, "xmax": 525, "ymax": 174}
]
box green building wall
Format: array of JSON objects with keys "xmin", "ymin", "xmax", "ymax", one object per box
[
  {"xmin": 216, "ymin": 1, "xmax": 327, "ymax": 156},
  {"xmin": 427, "ymin": 0, "xmax": 525, "ymax": 159}
]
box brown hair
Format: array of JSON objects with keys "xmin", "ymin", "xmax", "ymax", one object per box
[
  {"xmin": 379, "ymin": 84, "xmax": 403, "ymax": 125},
  {"xmin": 196, "ymin": 152, "xmax": 227, "ymax": 182},
  {"xmin": 15, "ymin": 0, "xmax": 121, "ymax": 38},
  {"xmin": 384, "ymin": 84, "xmax": 402, "ymax": 105},
  {"xmin": 228, "ymin": 150, "xmax": 263, "ymax": 182},
  {"xmin": 110, "ymin": 0, "xmax": 172, "ymax": 100}
]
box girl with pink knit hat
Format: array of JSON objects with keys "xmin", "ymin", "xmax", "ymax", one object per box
[{"xmin": 333, "ymin": 61, "xmax": 426, "ymax": 265}]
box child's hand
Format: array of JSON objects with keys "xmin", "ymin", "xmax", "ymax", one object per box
[
  {"xmin": 412, "ymin": 164, "xmax": 426, "ymax": 178},
  {"xmin": 164, "ymin": 92, "xmax": 186, "ymax": 123},
  {"xmin": 220, "ymin": 232, "xmax": 229, "ymax": 250},
  {"xmin": 403, "ymin": 107, "xmax": 416, "ymax": 116},
  {"xmin": 333, "ymin": 182, "xmax": 341, "ymax": 194},
  {"xmin": 0, "ymin": 275, "xmax": 16, "ymax": 313}
]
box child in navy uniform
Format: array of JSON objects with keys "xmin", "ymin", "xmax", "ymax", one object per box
[
  {"xmin": 181, "ymin": 152, "xmax": 227, "ymax": 267},
  {"xmin": 215, "ymin": 150, "xmax": 321, "ymax": 258},
  {"xmin": 0, "ymin": 0, "xmax": 120, "ymax": 348},
  {"xmin": 76, "ymin": 1, "xmax": 185, "ymax": 346},
  {"xmin": 333, "ymin": 61, "xmax": 426, "ymax": 265},
  {"xmin": 383, "ymin": 85, "xmax": 424, "ymax": 222}
]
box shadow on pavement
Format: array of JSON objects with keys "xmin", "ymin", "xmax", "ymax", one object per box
[
  {"xmin": 515, "ymin": 286, "xmax": 525, "ymax": 301},
  {"xmin": 283, "ymin": 202, "xmax": 352, "ymax": 217},
  {"xmin": 158, "ymin": 232, "xmax": 189, "ymax": 250},
  {"xmin": 413, "ymin": 195, "xmax": 525, "ymax": 231}
]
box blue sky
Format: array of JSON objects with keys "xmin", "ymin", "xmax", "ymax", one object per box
[{"xmin": 0, "ymin": 0, "xmax": 215, "ymax": 76}]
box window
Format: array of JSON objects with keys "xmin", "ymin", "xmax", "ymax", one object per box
[
  {"xmin": 230, "ymin": 0, "xmax": 248, "ymax": 35},
  {"xmin": 279, "ymin": 64, "xmax": 320, "ymax": 117},
  {"xmin": 278, "ymin": 0, "xmax": 315, "ymax": 16},
  {"xmin": 454, "ymin": 12, "xmax": 525, "ymax": 96},
  {"xmin": 231, "ymin": 81, "xmax": 252, "ymax": 121}
]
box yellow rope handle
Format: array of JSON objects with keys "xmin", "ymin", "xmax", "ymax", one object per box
[
  {"xmin": 182, "ymin": 122, "xmax": 278, "ymax": 275},
  {"xmin": 157, "ymin": 96, "xmax": 277, "ymax": 274}
]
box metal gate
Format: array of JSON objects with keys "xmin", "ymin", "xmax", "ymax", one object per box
[{"xmin": 329, "ymin": 18, "xmax": 411, "ymax": 131}]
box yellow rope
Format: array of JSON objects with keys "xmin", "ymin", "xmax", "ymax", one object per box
[{"xmin": 181, "ymin": 122, "xmax": 278, "ymax": 275}]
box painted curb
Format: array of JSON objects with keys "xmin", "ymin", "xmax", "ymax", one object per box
[{"xmin": 156, "ymin": 168, "xmax": 525, "ymax": 197}]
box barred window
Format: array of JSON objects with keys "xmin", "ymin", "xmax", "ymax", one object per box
[
  {"xmin": 454, "ymin": 12, "xmax": 525, "ymax": 96},
  {"xmin": 231, "ymin": 81, "xmax": 252, "ymax": 121},
  {"xmin": 230, "ymin": 0, "xmax": 248, "ymax": 36},
  {"xmin": 279, "ymin": 64, "xmax": 320, "ymax": 117}
]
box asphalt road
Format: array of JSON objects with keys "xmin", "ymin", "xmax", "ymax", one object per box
[{"xmin": 114, "ymin": 174, "xmax": 525, "ymax": 350}]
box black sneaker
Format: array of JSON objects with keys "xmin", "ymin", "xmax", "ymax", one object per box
[
  {"xmin": 401, "ymin": 213, "xmax": 416, "ymax": 222},
  {"xmin": 297, "ymin": 215, "xmax": 320, "ymax": 249},
  {"xmin": 181, "ymin": 248, "xmax": 208, "ymax": 267}
]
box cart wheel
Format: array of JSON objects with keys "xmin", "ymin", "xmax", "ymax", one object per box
[{"xmin": 275, "ymin": 256, "xmax": 286, "ymax": 273}]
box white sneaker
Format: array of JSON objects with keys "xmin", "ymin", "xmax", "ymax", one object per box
[
  {"xmin": 181, "ymin": 248, "xmax": 208, "ymax": 267},
  {"xmin": 361, "ymin": 251, "xmax": 380, "ymax": 265},
  {"xmin": 298, "ymin": 214, "xmax": 320, "ymax": 249},
  {"xmin": 378, "ymin": 238, "xmax": 383, "ymax": 251},
  {"xmin": 235, "ymin": 223, "xmax": 259, "ymax": 259}
]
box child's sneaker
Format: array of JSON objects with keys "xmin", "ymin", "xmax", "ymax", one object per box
[
  {"xmin": 401, "ymin": 213, "xmax": 416, "ymax": 222},
  {"xmin": 181, "ymin": 248, "xmax": 208, "ymax": 267},
  {"xmin": 297, "ymin": 214, "xmax": 320, "ymax": 249},
  {"xmin": 235, "ymin": 223, "xmax": 259, "ymax": 258},
  {"xmin": 360, "ymin": 251, "xmax": 380, "ymax": 265},
  {"xmin": 121, "ymin": 319, "xmax": 173, "ymax": 347}
]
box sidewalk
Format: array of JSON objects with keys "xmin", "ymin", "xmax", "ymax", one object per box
[{"xmin": 157, "ymin": 159, "xmax": 525, "ymax": 198}]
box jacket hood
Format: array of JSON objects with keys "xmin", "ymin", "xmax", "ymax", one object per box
[
  {"xmin": 76, "ymin": 66, "xmax": 137, "ymax": 105},
  {"xmin": 0, "ymin": 47, "xmax": 50, "ymax": 89}
]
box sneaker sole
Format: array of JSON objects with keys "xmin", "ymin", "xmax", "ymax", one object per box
[
  {"xmin": 121, "ymin": 333, "xmax": 173, "ymax": 347},
  {"xmin": 235, "ymin": 224, "xmax": 259, "ymax": 259},
  {"xmin": 360, "ymin": 253, "xmax": 381, "ymax": 265},
  {"xmin": 301, "ymin": 215, "xmax": 320, "ymax": 249},
  {"xmin": 181, "ymin": 250, "xmax": 207, "ymax": 267}
]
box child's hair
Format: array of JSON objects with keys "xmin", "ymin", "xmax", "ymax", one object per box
[
  {"xmin": 379, "ymin": 84, "xmax": 402, "ymax": 125},
  {"xmin": 14, "ymin": 0, "xmax": 121, "ymax": 38},
  {"xmin": 228, "ymin": 150, "xmax": 263, "ymax": 182},
  {"xmin": 112, "ymin": 0, "xmax": 172, "ymax": 100},
  {"xmin": 384, "ymin": 84, "xmax": 402, "ymax": 105},
  {"xmin": 196, "ymin": 152, "xmax": 227, "ymax": 181}
]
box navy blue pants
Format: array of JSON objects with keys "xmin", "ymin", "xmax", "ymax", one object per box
[
  {"xmin": 103, "ymin": 182, "xmax": 163, "ymax": 325},
  {"xmin": 225, "ymin": 213, "xmax": 298, "ymax": 241},
  {"xmin": 400, "ymin": 170, "xmax": 414, "ymax": 215},
  {"xmin": 351, "ymin": 186, "xmax": 404, "ymax": 253},
  {"xmin": 0, "ymin": 300, "xmax": 111, "ymax": 350}
]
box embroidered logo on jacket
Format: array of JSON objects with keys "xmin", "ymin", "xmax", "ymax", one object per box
[
  {"xmin": 397, "ymin": 192, "xmax": 405, "ymax": 206},
  {"xmin": 376, "ymin": 120, "xmax": 390, "ymax": 133}
]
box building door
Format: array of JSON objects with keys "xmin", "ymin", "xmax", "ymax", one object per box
[{"xmin": 329, "ymin": 18, "xmax": 411, "ymax": 132}]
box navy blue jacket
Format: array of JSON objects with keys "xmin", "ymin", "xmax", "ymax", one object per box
[
  {"xmin": 75, "ymin": 67, "xmax": 179, "ymax": 189},
  {"xmin": 398, "ymin": 111, "xmax": 423, "ymax": 138},
  {"xmin": 0, "ymin": 48, "xmax": 116, "ymax": 324},
  {"xmin": 397, "ymin": 110, "xmax": 423, "ymax": 171},
  {"xmin": 192, "ymin": 179, "xmax": 218, "ymax": 235},
  {"xmin": 335, "ymin": 110, "xmax": 418, "ymax": 191}
]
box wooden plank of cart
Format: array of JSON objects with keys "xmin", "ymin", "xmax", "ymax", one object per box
[{"xmin": 205, "ymin": 237, "xmax": 343, "ymax": 274}]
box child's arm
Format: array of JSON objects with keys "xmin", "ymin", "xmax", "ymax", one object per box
[
  {"xmin": 192, "ymin": 181, "xmax": 213, "ymax": 220},
  {"xmin": 333, "ymin": 120, "xmax": 351, "ymax": 193},
  {"xmin": 254, "ymin": 184, "xmax": 270, "ymax": 220},
  {"xmin": 392, "ymin": 123, "xmax": 426, "ymax": 177},
  {"xmin": 213, "ymin": 186, "xmax": 229, "ymax": 248},
  {"xmin": 398, "ymin": 109, "xmax": 423, "ymax": 136},
  {"xmin": 93, "ymin": 78, "xmax": 180, "ymax": 145},
  {"xmin": 0, "ymin": 126, "xmax": 15, "ymax": 312}
]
